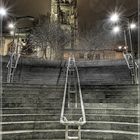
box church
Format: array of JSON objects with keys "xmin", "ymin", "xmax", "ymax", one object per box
[{"xmin": 0, "ymin": 0, "xmax": 139, "ymax": 140}]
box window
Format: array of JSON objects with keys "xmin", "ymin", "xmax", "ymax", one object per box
[
  {"xmin": 79, "ymin": 53, "xmax": 84, "ymax": 59},
  {"xmin": 95, "ymin": 54, "xmax": 100, "ymax": 60}
]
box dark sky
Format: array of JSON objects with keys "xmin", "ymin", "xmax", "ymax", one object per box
[
  {"xmin": 2, "ymin": 0, "xmax": 51, "ymax": 17},
  {"xmin": 2, "ymin": 0, "xmax": 138, "ymax": 30},
  {"xmin": 78, "ymin": 0, "xmax": 137, "ymax": 30}
]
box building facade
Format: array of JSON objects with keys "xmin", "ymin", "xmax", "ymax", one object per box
[
  {"xmin": 1, "ymin": 0, "xmax": 126, "ymax": 60},
  {"xmin": 51, "ymin": 0, "xmax": 125, "ymax": 60}
]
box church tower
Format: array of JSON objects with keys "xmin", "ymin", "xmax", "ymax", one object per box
[{"xmin": 51, "ymin": 0, "xmax": 78, "ymax": 57}]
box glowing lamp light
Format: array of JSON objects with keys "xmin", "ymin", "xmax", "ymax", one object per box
[
  {"xmin": 110, "ymin": 13, "xmax": 119, "ymax": 23},
  {"xmin": 10, "ymin": 31, "xmax": 14, "ymax": 35},
  {"xmin": 124, "ymin": 46, "xmax": 127, "ymax": 50},
  {"xmin": 118, "ymin": 46, "xmax": 122, "ymax": 50},
  {"xmin": 113, "ymin": 26, "xmax": 120, "ymax": 33},
  {"xmin": 22, "ymin": 42, "xmax": 26, "ymax": 46},
  {"xmin": 0, "ymin": 7, "xmax": 7, "ymax": 16},
  {"xmin": 130, "ymin": 23, "xmax": 136, "ymax": 29},
  {"xmin": 8, "ymin": 23, "xmax": 15, "ymax": 29}
]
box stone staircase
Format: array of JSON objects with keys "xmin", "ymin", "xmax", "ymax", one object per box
[
  {"xmin": 78, "ymin": 64, "xmax": 132, "ymax": 85},
  {"xmin": 2, "ymin": 83, "xmax": 139, "ymax": 140},
  {"xmin": 2, "ymin": 56, "xmax": 132, "ymax": 85}
]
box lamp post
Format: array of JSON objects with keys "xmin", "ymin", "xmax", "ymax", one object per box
[
  {"xmin": 0, "ymin": 7, "xmax": 7, "ymax": 49},
  {"xmin": 7, "ymin": 16, "xmax": 34, "ymax": 83},
  {"xmin": 0, "ymin": 7, "xmax": 7, "ymax": 36},
  {"xmin": 109, "ymin": 12, "xmax": 137, "ymax": 84},
  {"xmin": 0, "ymin": 6, "xmax": 7, "ymax": 78},
  {"xmin": 109, "ymin": 13, "xmax": 136, "ymax": 55},
  {"xmin": 0, "ymin": 6, "xmax": 7, "ymax": 140}
]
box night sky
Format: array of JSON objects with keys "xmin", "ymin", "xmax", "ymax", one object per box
[{"xmin": 2, "ymin": 0, "xmax": 138, "ymax": 30}]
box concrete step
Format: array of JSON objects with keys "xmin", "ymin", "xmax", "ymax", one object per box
[
  {"xmin": 2, "ymin": 99, "xmax": 138, "ymax": 107},
  {"xmin": 2, "ymin": 94, "xmax": 138, "ymax": 103},
  {"xmin": 2, "ymin": 129, "xmax": 138, "ymax": 140},
  {"xmin": 2, "ymin": 121, "xmax": 138, "ymax": 132},
  {"xmin": 2, "ymin": 62, "xmax": 133, "ymax": 84},
  {"xmin": 64, "ymin": 114, "xmax": 138, "ymax": 123},
  {"xmin": 82, "ymin": 90, "xmax": 138, "ymax": 96},
  {"xmin": 2, "ymin": 98, "xmax": 63, "ymax": 104},
  {"xmin": 2, "ymin": 103, "xmax": 138, "ymax": 109},
  {"xmin": 83, "ymin": 103, "xmax": 138, "ymax": 108},
  {"xmin": 2, "ymin": 83, "xmax": 139, "ymax": 140},
  {"xmin": 2, "ymin": 102, "xmax": 63, "ymax": 108},
  {"xmin": 3, "ymin": 83, "xmax": 138, "ymax": 89},
  {"xmin": 2, "ymin": 108, "xmax": 138, "ymax": 116},
  {"xmin": 2, "ymin": 114, "xmax": 138, "ymax": 123}
]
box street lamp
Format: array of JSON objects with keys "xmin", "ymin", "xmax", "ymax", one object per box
[
  {"xmin": 110, "ymin": 13, "xmax": 120, "ymax": 23},
  {"xmin": 10, "ymin": 30, "xmax": 14, "ymax": 35},
  {"xmin": 109, "ymin": 11, "xmax": 137, "ymax": 84},
  {"xmin": 0, "ymin": 7, "xmax": 7, "ymax": 106},
  {"xmin": 118, "ymin": 46, "xmax": 122, "ymax": 50},
  {"xmin": 0, "ymin": 7, "xmax": 7, "ymax": 55},
  {"xmin": 0, "ymin": 7, "xmax": 7, "ymax": 17},
  {"xmin": 109, "ymin": 14, "xmax": 137, "ymax": 52},
  {"xmin": 130, "ymin": 23, "xmax": 136, "ymax": 29},
  {"xmin": 6, "ymin": 16, "xmax": 34, "ymax": 83},
  {"xmin": 8, "ymin": 22, "xmax": 15, "ymax": 29},
  {"xmin": 112, "ymin": 26, "xmax": 120, "ymax": 34}
]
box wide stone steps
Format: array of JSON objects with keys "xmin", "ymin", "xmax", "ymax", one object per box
[
  {"xmin": 2, "ymin": 130, "xmax": 138, "ymax": 140},
  {"xmin": 2, "ymin": 108, "xmax": 138, "ymax": 115},
  {"xmin": 2, "ymin": 83, "xmax": 139, "ymax": 140},
  {"xmin": 2, "ymin": 57, "xmax": 133, "ymax": 84},
  {"xmin": 2, "ymin": 113, "xmax": 138, "ymax": 123},
  {"xmin": 2, "ymin": 102, "xmax": 63, "ymax": 108},
  {"xmin": 2, "ymin": 121, "xmax": 138, "ymax": 132}
]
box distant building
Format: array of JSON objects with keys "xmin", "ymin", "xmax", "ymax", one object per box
[
  {"xmin": 51, "ymin": 0, "xmax": 126, "ymax": 60},
  {"xmin": 0, "ymin": 33, "xmax": 26, "ymax": 56},
  {"xmin": 1, "ymin": 1, "xmax": 135, "ymax": 61}
]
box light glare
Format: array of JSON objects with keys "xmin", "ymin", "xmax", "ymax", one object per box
[
  {"xmin": 8, "ymin": 23, "xmax": 15, "ymax": 29},
  {"xmin": 118, "ymin": 46, "xmax": 122, "ymax": 50},
  {"xmin": 0, "ymin": 7, "xmax": 7, "ymax": 16},
  {"xmin": 124, "ymin": 46, "xmax": 127, "ymax": 50},
  {"xmin": 130, "ymin": 23, "xmax": 136, "ymax": 29},
  {"xmin": 110, "ymin": 13, "xmax": 119, "ymax": 23},
  {"xmin": 113, "ymin": 26, "xmax": 120, "ymax": 33},
  {"xmin": 10, "ymin": 31, "xmax": 14, "ymax": 35}
]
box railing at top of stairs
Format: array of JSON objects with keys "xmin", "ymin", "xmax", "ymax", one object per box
[
  {"xmin": 60, "ymin": 56, "xmax": 86, "ymax": 140},
  {"xmin": 123, "ymin": 52, "xmax": 139, "ymax": 84},
  {"xmin": 7, "ymin": 42, "xmax": 21, "ymax": 83}
]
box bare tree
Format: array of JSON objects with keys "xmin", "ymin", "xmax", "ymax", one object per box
[
  {"xmin": 28, "ymin": 15, "xmax": 70, "ymax": 60},
  {"xmin": 79, "ymin": 21, "xmax": 122, "ymax": 59}
]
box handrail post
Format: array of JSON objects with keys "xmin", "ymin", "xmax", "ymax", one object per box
[
  {"xmin": 78, "ymin": 125, "xmax": 81, "ymax": 140},
  {"xmin": 123, "ymin": 52, "xmax": 139, "ymax": 84},
  {"xmin": 60, "ymin": 56, "xmax": 86, "ymax": 140},
  {"xmin": 65, "ymin": 125, "xmax": 68, "ymax": 140}
]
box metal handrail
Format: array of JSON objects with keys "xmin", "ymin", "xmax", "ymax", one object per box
[
  {"xmin": 60, "ymin": 57, "xmax": 70, "ymax": 124},
  {"xmin": 75, "ymin": 58, "xmax": 86, "ymax": 125},
  {"xmin": 134, "ymin": 61, "xmax": 139, "ymax": 84},
  {"xmin": 123, "ymin": 52, "xmax": 131, "ymax": 69},
  {"xmin": 60, "ymin": 56, "xmax": 86, "ymax": 126},
  {"xmin": 7, "ymin": 52, "xmax": 20, "ymax": 68},
  {"xmin": 123, "ymin": 52, "xmax": 139, "ymax": 84},
  {"xmin": 7, "ymin": 48, "xmax": 21, "ymax": 83}
]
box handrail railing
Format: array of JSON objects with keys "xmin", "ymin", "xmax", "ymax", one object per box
[
  {"xmin": 60, "ymin": 57, "xmax": 70, "ymax": 124},
  {"xmin": 7, "ymin": 44, "xmax": 21, "ymax": 83},
  {"xmin": 134, "ymin": 61, "xmax": 139, "ymax": 84},
  {"xmin": 75, "ymin": 58, "xmax": 86, "ymax": 125},
  {"xmin": 123, "ymin": 52, "xmax": 139, "ymax": 84},
  {"xmin": 60, "ymin": 56, "xmax": 86, "ymax": 126}
]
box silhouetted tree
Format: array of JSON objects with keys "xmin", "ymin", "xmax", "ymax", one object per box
[
  {"xmin": 28, "ymin": 15, "xmax": 70, "ymax": 60},
  {"xmin": 79, "ymin": 20, "xmax": 123, "ymax": 59}
]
